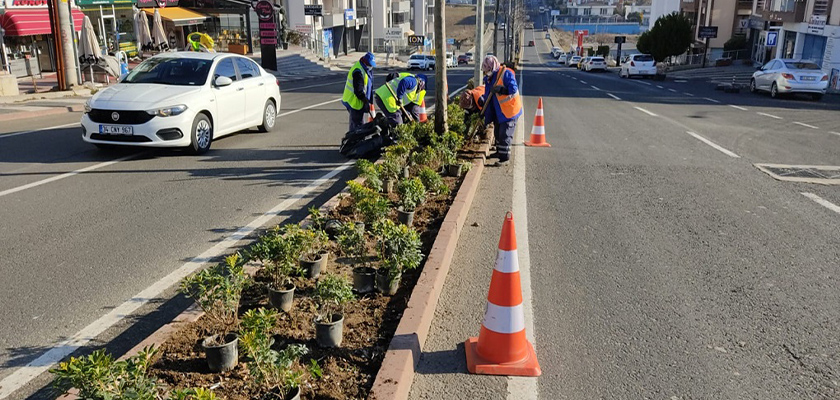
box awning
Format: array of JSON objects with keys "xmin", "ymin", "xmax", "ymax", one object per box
[
  {"xmin": 142, "ymin": 7, "xmax": 208, "ymax": 27},
  {"xmin": 0, "ymin": 9, "xmax": 85, "ymax": 36}
]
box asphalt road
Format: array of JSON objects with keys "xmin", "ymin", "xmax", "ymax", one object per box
[
  {"xmin": 0, "ymin": 66, "xmax": 472, "ymax": 399},
  {"xmin": 411, "ymin": 23, "xmax": 840, "ymax": 400}
]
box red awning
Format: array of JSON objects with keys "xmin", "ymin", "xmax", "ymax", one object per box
[{"xmin": 0, "ymin": 8, "xmax": 84, "ymax": 36}]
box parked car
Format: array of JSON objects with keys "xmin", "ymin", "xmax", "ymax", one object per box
[
  {"xmin": 408, "ymin": 54, "xmax": 435, "ymax": 70},
  {"xmin": 568, "ymin": 55, "xmax": 582, "ymax": 67},
  {"xmin": 542, "ymin": 26, "xmax": 548, "ymax": 31},
  {"xmin": 458, "ymin": 54, "xmax": 470, "ymax": 65},
  {"xmin": 528, "ymin": 40, "xmax": 535, "ymax": 47},
  {"xmin": 81, "ymin": 52, "xmax": 281, "ymax": 154},
  {"xmin": 446, "ymin": 52, "xmax": 457, "ymax": 68},
  {"xmin": 619, "ymin": 53, "xmax": 656, "ymax": 78},
  {"xmin": 464, "ymin": 52, "xmax": 474, "ymax": 62},
  {"xmin": 557, "ymin": 56, "xmax": 566, "ymax": 65},
  {"xmin": 750, "ymin": 58, "xmax": 829, "ymax": 100},
  {"xmin": 577, "ymin": 56, "xmax": 591, "ymax": 70},
  {"xmin": 550, "ymin": 47, "xmax": 562, "ymax": 58},
  {"xmin": 545, "ymin": 33, "xmax": 551, "ymax": 39},
  {"xmin": 584, "ymin": 56, "xmax": 607, "ymax": 72}
]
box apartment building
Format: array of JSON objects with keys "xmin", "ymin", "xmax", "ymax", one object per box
[
  {"xmin": 770, "ymin": 0, "xmax": 839, "ymax": 87},
  {"xmin": 679, "ymin": 0, "xmax": 753, "ymax": 56}
]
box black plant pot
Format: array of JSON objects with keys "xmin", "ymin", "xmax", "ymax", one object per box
[
  {"xmin": 202, "ymin": 333, "xmax": 238, "ymax": 372},
  {"xmin": 383, "ymin": 179, "xmax": 395, "ymax": 194},
  {"xmin": 315, "ymin": 313, "xmax": 344, "ymax": 347},
  {"xmin": 325, "ymin": 219, "xmax": 342, "ymax": 239},
  {"xmin": 446, "ymin": 164, "xmax": 463, "ymax": 177},
  {"xmin": 396, "ymin": 208, "xmax": 415, "ymax": 226},
  {"xmin": 267, "ymin": 283, "xmax": 295, "ymax": 312},
  {"xmin": 352, "ymin": 266, "xmax": 376, "ymax": 294},
  {"xmin": 300, "ymin": 252, "xmax": 327, "ymax": 278},
  {"xmin": 375, "ymin": 268, "xmax": 401, "ymax": 295}
]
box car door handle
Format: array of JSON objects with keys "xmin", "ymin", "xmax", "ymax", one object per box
[{"xmin": 237, "ymin": 87, "xmax": 244, "ymax": 91}]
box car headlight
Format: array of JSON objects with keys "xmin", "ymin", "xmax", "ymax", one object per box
[
  {"xmin": 84, "ymin": 99, "xmax": 92, "ymax": 113},
  {"xmin": 147, "ymin": 105, "xmax": 188, "ymax": 117}
]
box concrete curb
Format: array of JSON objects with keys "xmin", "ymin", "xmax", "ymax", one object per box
[
  {"xmin": 370, "ymin": 139, "xmax": 491, "ymax": 400},
  {"xmin": 0, "ymin": 105, "xmax": 83, "ymax": 122},
  {"xmin": 0, "ymin": 88, "xmax": 92, "ymax": 104}
]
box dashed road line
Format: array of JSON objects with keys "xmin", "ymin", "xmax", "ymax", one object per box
[
  {"xmin": 729, "ymin": 105, "xmax": 748, "ymax": 111},
  {"xmin": 590, "ymin": 85, "xmax": 601, "ymax": 90},
  {"xmin": 668, "ymin": 88, "xmax": 678, "ymax": 92},
  {"xmin": 634, "ymin": 106, "xmax": 658, "ymax": 117},
  {"xmin": 757, "ymin": 112, "xmax": 783, "ymax": 119},
  {"xmin": 830, "ymin": 131, "xmax": 840, "ymax": 137},
  {"xmin": 686, "ymin": 131, "xmax": 740, "ymax": 158},
  {"xmin": 607, "ymin": 93, "xmax": 621, "ymax": 100},
  {"xmin": 635, "ymin": 80, "xmax": 652, "ymax": 86},
  {"xmin": 683, "ymin": 92, "xmax": 695, "ymax": 97},
  {"xmin": 792, "ymin": 121, "xmax": 819, "ymax": 129},
  {"xmin": 656, "ymin": 85, "xmax": 664, "ymax": 89},
  {"xmin": 704, "ymin": 97, "xmax": 721, "ymax": 103},
  {"xmin": 675, "ymin": 80, "xmax": 688, "ymax": 83},
  {"xmin": 0, "ymin": 154, "xmax": 140, "ymax": 198},
  {"xmin": 580, "ymin": 80, "xmax": 588, "ymax": 84},
  {"xmin": 802, "ymin": 192, "xmax": 840, "ymax": 215}
]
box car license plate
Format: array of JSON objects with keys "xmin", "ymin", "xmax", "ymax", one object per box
[
  {"xmin": 801, "ymin": 76, "xmax": 815, "ymax": 81},
  {"xmin": 99, "ymin": 125, "xmax": 133, "ymax": 135}
]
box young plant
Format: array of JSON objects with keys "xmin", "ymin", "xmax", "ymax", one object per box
[
  {"xmin": 314, "ymin": 273, "xmax": 355, "ymax": 321},
  {"xmin": 397, "ymin": 177, "xmax": 426, "ymax": 212},
  {"xmin": 336, "ymin": 221, "xmax": 366, "ymax": 260},
  {"xmin": 418, "ymin": 166, "xmax": 450, "ymax": 195},
  {"xmin": 347, "ymin": 180, "xmax": 390, "ymax": 226},
  {"xmin": 447, "ymin": 103, "xmax": 467, "ymax": 135},
  {"xmin": 307, "ymin": 206, "xmax": 328, "ymax": 231},
  {"xmin": 239, "ymin": 325, "xmax": 309, "ymax": 399},
  {"xmin": 170, "ymin": 388, "xmax": 218, "ymax": 400},
  {"xmin": 179, "ymin": 253, "xmax": 248, "ymax": 336},
  {"xmin": 378, "ymin": 158, "xmax": 401, "ymax": 183},
  {"xmin": 376, "ymin": 220, "xmax": 423, "ymax": 283},
  {"xmin": 356, "ymin": 159, "xmax": 383, "ymax": 192},
  {"xmin": 50, "ymin": 346, "xmax": 160, "ymax": 400},
  {"xmin": 411, "ymin": 145, "xmax": 443, "ymax": 170},
  {"xmin": 297, "ymin": 227, "xmax": 329, "ymax": 262}
]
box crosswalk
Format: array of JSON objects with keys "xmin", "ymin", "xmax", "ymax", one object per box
[{"xmin": 268, "ymin": 53, "xmax": 346, "ymax": 82}]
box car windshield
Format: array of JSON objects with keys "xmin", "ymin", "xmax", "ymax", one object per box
[
  {"xmin": 410, "ymin": 55, "xmax": 424, "ymax": 60},
  {"xmin": 634, "ymin": 55, "xmax": 654, "ymax": 62},
  {"xmin": 785, "ymin": 61, "xmax": 820, "ymax": 70},
  {"xmin": 123, "ymin": 57, "xmax": 212, "ymax": 86}
]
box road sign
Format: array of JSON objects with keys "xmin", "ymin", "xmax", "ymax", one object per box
[
  {"xmin": 304, "ymin": 5, "xmax": 322, "ymax": 16},
  {"xmin": 345, "ymin": 9, "xmax": 355, "ymax": 21},
  {"xmin": 698, "ymin": 26, "xmax": 718, "ymax": 39},
  {"xmin": 766, "ymin": 31, "xmax": 778, "ymax": 46},
  {"xmin": 384, "ymin": 27, "xmax": 403, "ymax": 40},
  {"xmin": 447, "ymin": 38, "xmax": 455, "ymax": 45},
  {"xmin": 408, "ymin": 35, "xmax": 424, "ymax": 46},
  {"xmin": 550, "ymin": 9, "xmax": 559, "ymax": 16},
  {"xmin": 574, "ymin": 29, "xmax": 589, "ymax": 37},
  {"xmin": 614, "ymin": 35, "xmax": 626, "ymax": 44}
]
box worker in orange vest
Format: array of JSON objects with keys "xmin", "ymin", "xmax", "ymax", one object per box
[{"xmin": 481, "ymin": 55, "xmax": 522, "ymax": 166}]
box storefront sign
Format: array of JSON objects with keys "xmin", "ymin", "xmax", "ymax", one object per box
[
  {"xmin": 259, "ymin": 22, "xmax": 275, "ymax": 29},
  {"xmin": 408, "ymin": 35, "xmax": 424, "ymax": 46},
  {"xmin": 294, "ymin": 23, "xmax": 312, "ymax": 34},
  {"xmin": 698, "ymin": 26, "xmax": 718, "ymax": 39},
  {"xmin": 260, "ymin": 38, "xmax": 276, "ymax": 45},
  {"xmin": 304, "ymin": 4, "xmax": 322, "ymax": 16},
  {"xmin": 766, "ymin": 31, "xmax": 778, "ymax": 46},
  {"xmin": 808, "ymin": 15, "xmax": 826, "ymax": 35},
  {"xmin": 254, "ymin": 0, "xmax": 276, "ymax": 70},
  {"xmin": 134, "ymin": 0, "xmax": 178, "ymax": 8},
  {"xmin": 748, "ymin": 16, "xmax": 766, "ymax": 30},
  {"xmin": 344, "ymin": 9, "xmax": 354, "ymax": 21},
  {"xmin": 384, "ymin": 27, "xmax": 402, "ymax": 40}
]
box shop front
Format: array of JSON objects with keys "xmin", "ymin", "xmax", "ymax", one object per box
[
  {"xmin": 0, "ymin": 0, "xmax": 84, "ymax": 77},
  {"xmin": 77, "ymin": 0, "xmax": 136, "ymax": 57},
  {"xmin": 141, "ymin": 6, "xmax": 208, "ymax": 50},
  {"xmin": 175, "ymin": 0, "xmax": 254, "ymax": 54}
]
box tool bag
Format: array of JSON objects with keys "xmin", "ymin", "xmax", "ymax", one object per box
[{"xmin": 339, "ymin": 113, "xmax": 394, "ymax": 159}]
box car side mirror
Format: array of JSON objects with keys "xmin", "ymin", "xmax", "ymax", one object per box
[{"xmin": 214, "ymin": 76, "xmax": 233, "ymax": 87}]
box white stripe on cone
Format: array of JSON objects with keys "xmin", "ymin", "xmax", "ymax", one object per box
[
  {"xmin": 535, "ymin": 108, "xmax": 544, "ymax": 116},
  {"xmin": 483, "ymin": 303, "xmax": 526, "ymax": 334},
  {"xmin": 531, "ymin": 125, "xmax": 545, "ymax": 135},
  {"xmin": 495, "ymin": 249, "xmax": 520, "ymax": 273}
]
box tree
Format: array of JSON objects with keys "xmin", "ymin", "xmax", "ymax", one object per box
[
  {"xmin": 724, "ymin": 34, "xmax": 747, "ymax": 51},
  {"xmin": 627, "ymin": 11, "xmax": 643, "ymax": 23},
  {"xmin": 635, "ymin": 12, "xmax": 692, "ymax": 62},
  {"xmin": 591, "ymin": 33, "xmax": 613, "ymax": 46}
]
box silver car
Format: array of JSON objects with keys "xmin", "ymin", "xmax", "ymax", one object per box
[{"xmin": 750, "ymin": 58, "xmax": 829, "ymax": 100}]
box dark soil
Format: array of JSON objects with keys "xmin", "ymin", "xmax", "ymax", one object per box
[{"xmin": 147, "ymin": 164, "xmax": 472, "ymax": 399}]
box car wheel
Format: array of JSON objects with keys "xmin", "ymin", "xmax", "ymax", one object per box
[
  {"xmin": 812, "ymin": 93, "xmax": 823, "ymax": 101},
  {"xmin": 189, "ymin": 113, "xmax": 213, "ymax": 154},
  {"xmin": 258, "ymin": 100, "xmax": 277, "ymax": 133},
  {"xmin": 770, "ymin": 82, "xmax": 779, "ymax": 98},
  {"xmin": 749, "ymin": 79, "xmax": 757, "ymax": 93}
]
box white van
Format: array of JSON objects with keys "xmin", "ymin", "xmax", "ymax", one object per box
[{"xmin": 446, "ymin": 52, "xmax": 457, "ymax": 68}]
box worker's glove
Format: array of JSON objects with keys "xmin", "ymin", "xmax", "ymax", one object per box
[{"xmin": 492, "ymin": 85, "xmax": 506, "ymax": 94}]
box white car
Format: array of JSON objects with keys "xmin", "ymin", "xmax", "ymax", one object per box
[
  {"xmin": 407, "ymin": 54, "xmax": 435, "ymax": 70},
  {"xmin": 446, "ymin": 52, "xmax": 457, "ymax": 68},
  {"xmin": 550, "ymin": 47, "xmax": 562, "ymax": 58},
  {"xmin": 81, "ymin": 52, "xmax": 281, "ymax": 154},
  {"xmin": 619, "ymin": 54, "xmax": 657, "ymax": 78},
  {"xmin": 750, "ymin": 58, "xmax": 829, "ymax": 100},
  {"xmin": 584, "ymin": 56, "xmax": 607, "ymax": 72}
]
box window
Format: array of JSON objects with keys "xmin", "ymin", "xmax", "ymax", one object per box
[
  {"xmin": 214, "ymin": 58, "xmax": 238, "ymax": 81},
  {"xmin": 235, "ymin": 57, "xmax": 259, "ymax": 79},
  {"xmin": 784, "ymin": 61, "xmax": 820, "ymax": 70},
  {"xmin": 600, "ymin": 8, "xmax": 609, "ymax": 15},
  {"xmin": 583, "ymin": 8, "xmax": 591, "ymax": 15},
  {"xmin": 123, "ymin": 57, "xmax": 212, "ymax": 86}
]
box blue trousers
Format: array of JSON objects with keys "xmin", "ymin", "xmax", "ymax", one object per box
[
  {"xmin": 494, "ymin": 119, "xmax": 516, "ymax": 161},
  {"xmin": 348, "ymin": 106, "xmax": 367, "ymax": 132}
]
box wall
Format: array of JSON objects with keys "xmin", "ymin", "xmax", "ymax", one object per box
[
  {"xmin": 709, "ymin": 0, "xmax": 737, "ymax": 47},
  {"xmin": 554, "ymin": 22, "xmax": 644, "ymax": 34}
]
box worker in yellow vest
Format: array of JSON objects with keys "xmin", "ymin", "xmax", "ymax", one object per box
[
  {"xmin": 341, "ymin": 52, "xmax": 376, "ymax": 132},
  {"xmin": 481, "ymin": 55, "xmax": 522, "ymax": 166},
  {"xmin": 374, "ymin": 72, "xmax": 427, "ymax": 126}
]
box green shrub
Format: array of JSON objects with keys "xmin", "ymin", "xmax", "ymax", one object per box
[
  {"xmin": 418, "ymin": 166, "xmax": 450, "ymax": 195},
  {"xmin": 596, "ymin": 45, "xmax": 610, "ymax": 57},
  {"xmin": 179, "ymin": 253, "xmax": 248, "ymax": 334},
  {"xmin": 347, "ymin": 180, "xmax": 391, "ymax": 226},
  {"xmin": 239, "ymin": 318, "xmax": 309, "ymax": 399},
  {"xmin": 376, "ymin": 220, "xmax": 423, "ymax": 281},
  {"xmin": 356, "ymin": 159, "xmax": 383, "ymax": 192},
  {"xmin": 336, "ymin": 221, "xmax": 365, "ymax": 259},
  {"xmin": 397, "ymin": 177, "xmax": 426, "ymax": 211},
  {"xmin": 314, "ymin": 273, "xmax": 355, "ymax": 320},
  {"xmin": 447, "ymin": 103, "xmax": 467, "ymax": 135},
  {"xmin": 50, "ymin": 346, "xmax": 160, "ymax": 400},
  {"xmin": 411, "ymin": 146, "xmax": 443, "ymax": 170}
]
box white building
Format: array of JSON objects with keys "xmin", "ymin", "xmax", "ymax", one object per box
[
  {"xmin": 649, "ymin": 0, "xmax": 679, "ymax": 27},
  {"xmin": 771, "ymin": 0, "xmax": 840, "ymax": 91}
]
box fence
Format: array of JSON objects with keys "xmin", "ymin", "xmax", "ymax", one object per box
[{"xmin": 669, "ymin": 49, "xmax": 751, "ymax": 67}]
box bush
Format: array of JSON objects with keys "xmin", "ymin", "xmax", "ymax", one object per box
[
  {"xmin": 51, "ymin": 346, "xmax": 161, "ymax": 400},
  {"xmin": 376, "ymin": 220, "xmax": 423, "ymax": 281},
  {"xmin": 447, "ymin": 103, "xmax": 467, "ymax": 135},
  {"xmin": 411, "ymin": 145, "xmax": 443, "ymax": 170},
  {"xmin": 356, "ymin": 159, "xmax": 383, "ymax": 192},
  {"xmin": 397, "ymin": 177, "xmax": 426, "ymax": 211},
  {"xmin": 179, "ymin": 253, "xmax": 248, "ymax": 335},
  {"xmin": 336, "ymin": 221, "xmax": 365, "ymax": 259},
  {"xmin": 724, "ymin": 34, "xmax": 747, "ymax": 52},
  {"xmin": 314, "ymin": 273, "xmax": 355, "ymax": 319},
  {"xmin": 596, "ymin": 45, "xmax": 610, "ymax": 57},
  {"xmin": 418, "ymin": 166, "xmax": 450, "ymax": 195},
  {"xmin": 347, "ymin": 180, "xmax": 391, "ymax": 226}
]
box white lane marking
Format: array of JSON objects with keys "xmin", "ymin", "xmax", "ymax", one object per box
[
  {"xmin": 792, "ymin": 121, "xmax": 819, "ymax": 129},
  {"xmin": 0, "ymin": 160, "xmax": 354, "ymax": 399},
  {"xmin": 0, "ymin": 122, "xmax": 79, "ymax": 139},
  {"xmin": 580, "ymin": 80, "xmax": 588, "ymax": 84},
  {"xmin": 607, "ymin": 93, "xmax": 621, "ymax": 100},
  {"xmin": 508, "ymin": 60, "xmax": 538, "ymax": 400},
  {"xmin": 570, "ymin": 77, "xmax": 578, "ymax": 80},
  {"xmin": 686, "ymin": 131, "xmax": 740, "ymax": 158},
  {"xmin": 683, "ymin": 92, "xmax": 695, "ymax": 97},
  {"xmin": 830, "ymin": 131, "xmax": 840, "ymax": 137},
  {"xmin": 634, "ymin": 106, "xmax": 658, "ymax": 117},
  {"xmin": 668, "ymin": 88, "xmax": 678, "ymax": 92},
  {"xmin": 656, "ymin": 85, "xmax": 664, "ymax": 89},
  {"xmin": 636, "ymin": 80, "xmax": 652, "ymax": 86},
  {"xmin": 704, "ymin": 97, "xmax": 721, "ymax": 103},
  {"xmin": 590, "ymin": 85, "xmax": 601, "ymax": 91},
  {"xmin": 0, "ymin": 154, "xmax": 139, "ymax": 198},
  {"xmin": 279, "ymin": 98, "xmax": 343, "ymax": 117},
  {"xmin": 757, "ymin": 112, "xmax": 782, "ymax": 119},
  {"xmin": 802, "ymin": 192, "xmax": 840, "ymax": 215},
  {"xmin": 729, "ymin": 105, "xmax": 748, "ymax": 111}
]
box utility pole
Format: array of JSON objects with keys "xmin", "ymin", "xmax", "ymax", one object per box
[
  {"xmin": 493, "ymin": 0, "xmax": 500, "ymax": 56},
  {"xmin": 56, "ymin": 0, "xmax": 78, "ymax": 88},
  {"xmin": 434, "ymin": 0, "xmax": 447, "ymax": 133},
  {"xmin": 473, "ymin": 0, "xmax": 484, "ymax": 84}
]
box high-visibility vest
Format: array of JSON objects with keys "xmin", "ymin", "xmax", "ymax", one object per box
[
  {"xmin": 472, "ymin": 85, "xmax": 486, "ymax": 111},
  {"xmin": 342, "ymin": 61, "xmax": 371, "ymax": 110},
  {"xmin": 396, "ymin": 72, "xmax": 424, "ymax": 105},
  {"xmin": 375, "ymin": 75, "xmax": 418, "ymax": 113},
  {"xmin": 487, "ymin": 67, "xmax": 522, "ymax": 122}
]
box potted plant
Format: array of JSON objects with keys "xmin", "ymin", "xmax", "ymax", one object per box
[
  {"xmin": 434, "ymin": 131, "xmax": 465, "ymax": 176},
  {"xmin": 356, "ymin": 159, "xmax": 383, "ymax": 192},
  {"xmin": 337, "ymin": 221, "xmax": 374, "ymax": 293},
  {"xmin": 239, "ymin": 308, "xmax": 310, "ymax": 400},
  {"xmin": 411, "ymin": 145, "xmax": 443, "ymax": 171},
  {"xmin": 396, "ymin": 177, "xmax": 426, "ymax": 226},
  {"xmin": 375, "ymin": 220, "xmax": 423, "ymax": 295},
  {"xmin": 384, "ymin": 143, "xmax": 413, "ymax": 178},
  {"xmin": 50, "ymin": 346, "xmax": 161, "ymax": 399},
  {"xmin": 179, "ymin": 253, "xmax": 248, "ymax": 372},
  {"xmin": 347, "ymin": 180, "xmax": 390, "ymax": 229},
  {"xmin": 379, "ymin": 158, "xmax": 401, "ymax": 193},
  {"xmin": 418, "ymin": 166, "xmax": 450, "ymax": 196},
  {"xmin": 297, "ymin": 226, "xmax": 329, "ymax": 279},
  {"xmin": 313, "ymin": 273, "xmax": 355, "ymax": 347}
]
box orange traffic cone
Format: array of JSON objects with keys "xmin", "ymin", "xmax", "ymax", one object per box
[
  {"xmin": 417, "ymin": 99, "xmax": 428, "ymax": 123},
  {"xmin": 367, "ymin": 103, "xmax": 375, "ymax": 123},
  {"xmin": 524, "ymin": 97, "xmax": 551, "ymax": 147},
  {"xmin": 464, "ymin": 212, "xmax": 541, "ymax": 377}
]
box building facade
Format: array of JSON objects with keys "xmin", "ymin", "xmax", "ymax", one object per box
[
  {"xmin": 0, "ymin": 0, "xmax": 85, "ymax": 76},
  {"xmin": 770, "ymin": 0, "xmax": 840, "ymax": 91}
]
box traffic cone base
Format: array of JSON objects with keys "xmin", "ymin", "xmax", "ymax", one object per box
[
  {"xmin": 465, "ymin": 336, "xmax": 542, "ymax": 376},
  {"xmin": 525, "ymin": 97, "xmax": 551, "ymax": 147},
  {"xmin": 524, "ymin": 140, "xmax": 551, "ymax": 147}
]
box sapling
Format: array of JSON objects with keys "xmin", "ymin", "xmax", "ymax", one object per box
[
  {"xmin": 376, "ymin": 220, "xmax": 423, "ymax": 283},
  {"xmin": 314, "ymin": 273, "xmax": 355, "ymax": 322},
  {"xmin": 418, "ymin": 166, "xmax": 450, "ymax": 195},
  {"xmin": 336, "ymin": 221, "xmax": 366, "ymax": 260},
  {"xmin": 179, "ymin": 253, "xmax": 248, "ymax": 340},
  {"xmin": 397, "ymin": 177, "xmax": 426, "ymax": 212},
  {"xmin": 356, "ymin": 159, "xmax": 383, "ymax": 192}
]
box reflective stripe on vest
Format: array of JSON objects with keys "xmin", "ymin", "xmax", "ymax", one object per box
[
  {"xmin": 342, "ymin": 62, "xmax": 369, "ymax": 110},
  {"xmin": 492, "ymin": 67, "xmax": 522, "ymax": 120}
]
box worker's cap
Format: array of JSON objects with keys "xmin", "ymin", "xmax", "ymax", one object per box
[
  {"xmin": 415, "ymin": 73, "xmax": 427, "ymax": 90},
  {"xmin": 362, "ymin": 52, "xmax": 376, "ymax": 67}
]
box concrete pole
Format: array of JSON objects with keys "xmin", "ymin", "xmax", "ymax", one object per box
[
  {"xmin": 67, "ymin": 0, "xmax": 82, "ymax": 84},
  {"xmin": 434, "ymin": 0, "xmax": 447, "ymax": 133},
  {"xmin": 493, "ymin": 0, "xmax": 500, "ymax": 56},
  {"xmin": 473, "ymin": 0, "xmax": 484, "ymax": 85},
  {"xmin": 57, "ymin": 0, "xmax": 78, "ymax": 88}
]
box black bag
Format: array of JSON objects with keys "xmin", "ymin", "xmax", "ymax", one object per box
[{"xmin": 339, "ymin": 113, "xmax": 394, "ymax": 159}]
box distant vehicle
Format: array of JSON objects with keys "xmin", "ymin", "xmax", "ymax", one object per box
[
  {"xmin": 750, "ymin": 58, "xmax": 829, "ymax": 100},
  {"xmin": 557, "ymin": 56, "xmax": 566, "ymax": 65},
  {"xmin": 584, "ymin": 56, "xmax": 607, "ymax": 72},
  {"xmin": 445, "ymin": 52, "xmax": 457, "ymax": 68},
  {"xmin": 499, "ymin": 23, "xmax": 506, "ymax": 30},
  {"xmin": 457, "ymin": 54, "xmax": 470, "ymax": 65},
  {"xmin": 464, "ymin": 52, "xmax": 474, "ymax": 62},
  {"xmin": 550, "ymin": 47, "xmax": 562, "ymax": 58},
  {"xmin": 577, "ymin": 56, "xmax": 591, "ymax": 70},
  {"xmin": 407, "ymin": 54, "xmax": 435, "ymax": 70},
  {"xmin": 542, "ymin": 26, "xmax": 548, "ymax": 31},
  {"xmin": 539, "ymin": 6, "xmax": 545, "ymax": 12},
  {"xmin": 619, "ymin": 54, "xmax": 657, "ymax": 78},
  {"xmin": 568, "ymin": 55, "xmax": 582, "ymax": 67},
  {"xmin": 528, "ymin": 40, "xmax": 535, "ymax": 47},
  {"xmin": 545, "ymin": 33, "xmax": 550, "ymax": 39}
]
